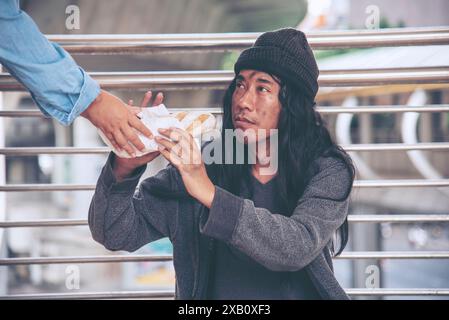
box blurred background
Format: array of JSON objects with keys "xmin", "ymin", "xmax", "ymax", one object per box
[{"xmin": 0, "ymin": 0, "xmax": 448, "ymax": 299}]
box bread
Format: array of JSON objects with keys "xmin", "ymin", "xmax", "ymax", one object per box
[
  {"xmin": 98, "ymin": 104, "xmax": 217, "ymax": 158},
  {"xmin": 174, "ymin": 111, "xmax": 216, "ymax": 138}
]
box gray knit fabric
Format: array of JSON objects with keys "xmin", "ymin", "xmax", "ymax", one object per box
[{"xmin": 88, "ymin": 152, "xmax": 352, "ymax": 300}]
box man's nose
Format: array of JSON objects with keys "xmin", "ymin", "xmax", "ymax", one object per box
[{"xmin": 237, "ymin": 90, "xmax": 255, "ymax": 111}]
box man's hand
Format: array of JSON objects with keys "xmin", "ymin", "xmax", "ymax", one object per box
[
  {"xmin": 81, "ymin": 90, "xmax": 155, "ymax": 157},
  {"xmin": 110, "ymin": 91, "xmax": 165, "ymax": 182},
  {"xmin": 112, "ymin": 151, "xmax": 160, "ymax": 182},
  {"xmin": 155, "ymin": 127, "xmax": 216, "ymax": 208}
]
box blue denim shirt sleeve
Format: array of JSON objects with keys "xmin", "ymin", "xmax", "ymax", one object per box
[{"xmin": 0, "ymin": 0, "xmax": 100, "ymax": 126}]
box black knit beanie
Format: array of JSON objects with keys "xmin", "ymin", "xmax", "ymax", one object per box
[{"xmin": 234, "ymin": 28, "xmax": 319, "ymax": 98}]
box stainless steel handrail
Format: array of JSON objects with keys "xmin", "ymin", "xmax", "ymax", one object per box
[
  {"xmin": 336, "ymin": 251, "xmax": 449, "ymax": 259},
  {"xmin": 345, "ymin": 288, "xmax": 449, "ymax": 296},
  {"xmin": 1, "ymin": 105, "xmax": 448, "ymax": 118},
  {"xmin": 0, "ymin": 255, "xmax": 173, "ymax": 266},
  {"xmin": 0, "ymin": 179, "xmax": 448, "ymax": 191},
  {"xmin": 348, "ymin": 214, "xmax": 449, "ymax": 223},
  {"xmin": 1, "ymin": 69, "xmax": 449, "ymax": 91},
  {"xmin": 41, "ymin": 29, "xmax": 449, "ymax": 54},
  {"xmin": 1, "ymin": 214, "xmax": 448, "ymax": 228},
  {"xmin": 2, "ymin": 288, "xmax": 449, "ymax": 299},
  {"xmin": 0, "ymin": 291, "xmax": 176, "ymax": 300},
  {"xmin": 1, "ymin": 143, "xmax": 448, "ymax": 156},
  {"xmin": 1, "ymin": 251, "xmax": 448, "ymax": 266}
]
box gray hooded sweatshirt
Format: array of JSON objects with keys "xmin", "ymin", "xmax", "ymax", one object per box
[{"xmin": 88, "ymin": 152, "xmax": 352, "ymax": 300}]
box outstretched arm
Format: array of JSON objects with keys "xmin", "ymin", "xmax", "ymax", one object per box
[{"xmin": 0, "ymin": 0, "xmax": 152, "ymax": 156}]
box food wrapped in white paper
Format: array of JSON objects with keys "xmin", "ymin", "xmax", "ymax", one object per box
[{"xmin": 98, "ymin": 104, "xmax": 217, "ymax": 158}]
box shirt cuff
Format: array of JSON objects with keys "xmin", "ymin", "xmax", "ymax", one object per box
[
  {"xmin": 199, "ymin": 186, "xmax": 244, "ymax": 242},
  {"xmin": 66, "ymin": 69, "xmax": 101, "ymax": 125},
  {"xmin": 100, "ymin": 152, "xmax": 147, "ymax": 193}
]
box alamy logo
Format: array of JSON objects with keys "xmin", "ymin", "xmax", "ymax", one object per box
[
  {"xmin": 365, "ymin": 265, "xmax": 380, "ymax": 288},
  {"xmin": 65, "ymin": 265, "xmax": 80, "ymax": 290},
  {"xmin": 365, "ymin": 5, "xmax": 380, "ymax": 30},
  {"xmin": 65, "ymin": 5, "xmax": 80, "ymax": 30}
]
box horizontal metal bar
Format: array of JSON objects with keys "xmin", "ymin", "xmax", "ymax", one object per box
[
  {"xmin": 0, "ymin": 291, "xmax": 175, "ymax": 300},
  {"xmin": 47, "ymin": 27, "xmax": 449, "ymax": 43},
  {"xmin": 1, "ymin": 142, "xmax": 448, "ymax": 156},
  {"xmin": 343, "ymin": 142, "xmax": 449, "ymax": 151},
  {"xmin": 2, "ymin": 288, "xmax": 449, "ymax": 299},
  {"xmin": 2, "ymin": 288, "xmax": 448, "ymax": 299},
  {"xmin": 0, "ymin": 147, "xmax": 110, "ymax": 155},
  {"xmin": 345, "ymin": 288, "xmax": 449, "ymax": 296},
  {"xmin": 323, "ymin": 66, "xmax": 449, "ymax": 74},
  {"xmin": 0, "ymin": 107, "xmax": 224, "ymax": 117},
  {"xmin": 0, "ymin": 184, "xmax": 96, "ymax": 191},
  {"xmin": 0, "ymin": 219, "xmax": 88, "ymax": 228},
  {"xmin": 1, "ymin": 105, "xmax": 448, "ymax": 119},
  {"xmin": 1, "ymin": 251, "xmax": 448, "ymax": 266},
  {"xmin": 305, "ymin": 26, "xmax": 449, "ymax": 37},
  {"xmin": 1, "ymin": 69, "xmax": 449, "ymax": 91},
  {"xmin": 0, "ymin": 254, "xmax": 173, "ymax": 266},
  {"xmin": 42, "ymin": 29, "xmax": 449, "ymax": 54},
  {"xmin": 1, "ymin": 179, "xmax": 448, "ymax": 192},
  {"xmin": 348, "ymin": 214, "xmax": 449, "ymax": 223},
  {"xmin": 316, "ymin": 105, "xmax": 449, "ymax": 114},
  {"xmin": 336, "ymin": 251, "xmax": 449, "ymax": 259},
  {"xmin": 353, "ymin": 179, "xmax": 449, "ymax": 188},
  {"xmin": 2, "ymin": 214, "xmax": 448, "ymax": 228}
]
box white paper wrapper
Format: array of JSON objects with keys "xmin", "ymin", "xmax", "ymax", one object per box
[{"xmin": 98, "ymin": 104, "xmax": 217, "ymax": 158}]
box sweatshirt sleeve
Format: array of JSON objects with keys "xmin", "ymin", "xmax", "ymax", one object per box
[
  {"xmin": 88, "ymin": 153, "xmax": 183, "ymax": 252},
  {"xmin": 199, "ymin": 157, "xmax": 353, "ymax": 272}
]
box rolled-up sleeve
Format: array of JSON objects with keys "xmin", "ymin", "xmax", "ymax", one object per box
[{"xmin": 0, "ymin": 0, "xmax": 100, "ymax": 125}]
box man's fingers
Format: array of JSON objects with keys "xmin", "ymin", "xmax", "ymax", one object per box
[
  {"xmin": 168, "ymin": 127, "xmax": 200, "ymax": 164},
  {"xmin": 153, "ymin": 92, "xmax": 164, "ymax": 106},
  {"xmin": 155, "ymin": 135, "xmax": 191, "ymax": 165},
  {"xmin": 158, "ymin": 146, "xmax": 182, "ymax": 167},
  {"xmin": 154, "ymin": 136, "xmax": 176, "ymax": 153},
  {"xmin": 158, "ymin": 127, "xmax": 193, "ymax": 155},
  {"xmin": 158, "ymin": 127, "xmax": 191, "ymax": 142},
  {"xmin": 113, "ymin": 130, "xmax": 136, "ymax": 157},
  {"xmin": 121, "ymin": 126, "xmax": 146, "ymax": 151},
  {"xmin": 128, "ymin": 106, "xmax": 142, "ymax": 117},
  {"xmin": 120, "ymin": 142, "xmax": 136, "ymax": 158},
  {"xmin": 106, "ymin": 132, "xmax": 121, "ymax": 151},
  {"xmin": 170, "ymin": 127, "xmax": 193, "ymax": 143},
  {"xmin": 140, "ymin": 91, "xmax": 152, "ymax": 108},
  {"xmin": 129, "ymin": 115, "xmax": 152, "ymax": 138}
]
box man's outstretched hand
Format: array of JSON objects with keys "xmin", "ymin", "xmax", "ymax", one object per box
[{"xmin": 81, "ymin": 90, "xmax": 154, "ymax": 157}]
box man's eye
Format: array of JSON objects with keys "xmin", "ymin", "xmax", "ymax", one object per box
[
  {"xmin": 236, "ymin": 82, "xmax": 244, "ymax": 89},
  {"xmin": 259, "ymin": 87, "xmax": 269, "ymax": 93}
]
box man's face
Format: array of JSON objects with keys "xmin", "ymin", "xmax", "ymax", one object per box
[{"xmin": 231, "ymin": 69, "xmax": 282, "ymax": 144}]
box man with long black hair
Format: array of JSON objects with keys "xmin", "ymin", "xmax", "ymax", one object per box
[{"xmin": 89, "ymin": 28, "xmax": 355, "ymax": 299}]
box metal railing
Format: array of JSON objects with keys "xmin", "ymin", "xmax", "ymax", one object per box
[
  {"xmin": 3, "ymin": 288, "xmax": 449, "ymax": 300},
  {"xmin": 2, "ymin": 68, "xmax": 449, "ymax": 91},
  {"xmin": 0, "ymin": 178, "xmax": 448, "ymax": 192},
  {"xmin": 43, "ymin": 27, "xmax": 449, "ymax": 54},
  {"xmin": 1, "ymin": 214, "xmax": 449, "ymax": 229},
  {"xmin": 1, "ymin": 26, "xmax": 449, "ymax": 299},
  {"xmin": 2, "ymin": 251, "xmax": 449, "ymax": 267}
]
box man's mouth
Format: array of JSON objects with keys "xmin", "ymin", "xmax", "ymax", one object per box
[{"xmin": 234, "ymin": 115, "xmax": 256, "ymax": 125}]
